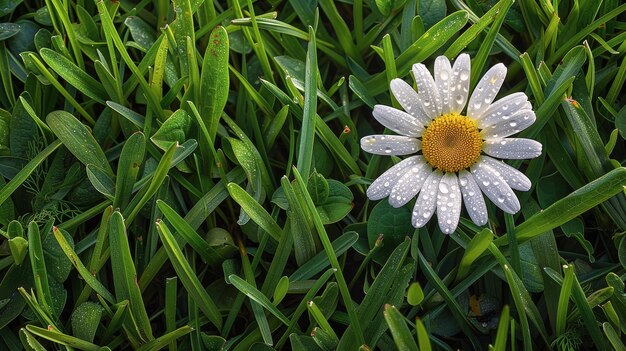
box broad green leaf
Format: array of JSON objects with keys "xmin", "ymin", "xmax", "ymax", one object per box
[
  {"xmin": 124, "ymin": 16, "xmax": 156, "ymax": 51},
  {"xmin": 150, "ymin": 109, "xmax": 192, "ymax": 151},
  {"xmin": 0, "ymin": 23, "xmax": 20, "ymax": 41},
  {"xmin": 456, "ymin": 229, "xmax": 493, "ymax": 280},
  {"xmin": 114, "ymin": 132, "xmax": 145, "ymax": 209},
  {"xmin": 316, "ymin": 180, "xmax": 353, "ymax": 224},
  {"xmin": 273, "ymin": 276, "xmax": 289, "ymax": 305},
  {"xmin": 9, "ymin": 94, "xmax": 37, "ymax": 159},
  {"xmin": 420, "ymin": 0, "xmax": 447, "ymax": 28},
  {"xmin": 40, "ymin": 48, "xmax": 107, "ymax": 103},
  {"xmin": 46, "ymin": 111, "xmax": 113, "ymax": 175},
  {"xmin": 0, "ymin": 263, "xmax": 29, "ymax": 329},
  {"xmin": 307, "ymin": 171, "xmax": 329, "ymax": 205},
  {"xmin": 201, "ymin": 334, "xmax": 226, "ymax": 351},
  {"xmin": 199, "ymin": 26, "xmax": 229, "ymax": 142},
  {"xmin": 86, "ymin": 164, "xmax": 115, "ymax": 199},
  {"xmin": 43, "ymin": 226, "xmax": 73, "ymax": 282},
  {"xmin": 71, "ymin": 302, "xmax": 103, "ymax": 343},
  {"xmin": 8, "ymin": 236, "xmax": 27, "ymax": 265},
  {"xmin": 407, "ymin": 282, "xmax": 424, "ymax": 306},
  {"xmin": 0, "ymin": 0, "xmax": 22, "ymax": 17},
  {"xmin": 367, "ymin": 201, "xmax": 412, "ymax": 261},
  {"xmin": 384, "ymin": 304, "xmax": 418, "ymax": 351}
]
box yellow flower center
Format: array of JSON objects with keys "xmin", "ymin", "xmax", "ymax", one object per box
[{"xmin": 421, "ymin": 113, "xmax": 482, "ymax": 173}]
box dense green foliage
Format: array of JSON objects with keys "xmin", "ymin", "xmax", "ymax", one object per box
[{"xmin": 1, "ymin": 0, "xmax": 626, "ymax": 350}]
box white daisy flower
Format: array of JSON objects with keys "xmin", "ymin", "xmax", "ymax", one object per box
[{"xmin": 361, "ymin": 54, "xmax": 542, "ymax": 234}]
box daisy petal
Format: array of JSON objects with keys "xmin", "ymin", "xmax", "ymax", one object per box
[
  {"xmin": 478, "ymin": 92, "xmax": 529, "ymax": 127},
  {"xmin": 412, "ymin": 170, "xmax": 442, "ymax": 228},
  {"xmin": 367, "ymin": 156, "xmax": 422, "ymax": 200},
  {"xmin": 480, "ymin": 109, "xmax": 536, "ymax": 138},
  {"xmin": 388, "ymin": 161, "xmax": 431, "ymax": 208},
  {"xmin": 483, "ymin": 138, "xmax": 542, "ymax": 159},
  {"xmin": 412, "ymin": 63, "xmax": 442, "ymax": 118},
  {"xmin": 436, "ymin": 172, "xmax": 462, "ymax": 234},
  {"xmin": 480, "ymin": 156, "xmax": 531, "ymax": 191},
  {"xmin": 435, "ymin": 56, "xmax": 453, "ymax": 115},
  {"xmin": 373, "ymin": 105, "xmax": 424, "ymax": 137},
  {"xmin": 458, "ymin": 170, "xmax": 488, "ymax": 225},
  {"xmin": 467, "ymin": 63, "xmax": 507, "ymax": 120},
  {"xmin": 361, "ymin": 135, "xmax": 421, "ymax": 156},
  {"xmin": 449, "ymin": 53, "xmax": 471, "ymax": 114},
  {"xmin": 471, "ymin": 163, "xmax": 520, "ymax": 214},
  {"xmin": 390, "ymin": 79, "xmax": 432, "ymax": 125}
]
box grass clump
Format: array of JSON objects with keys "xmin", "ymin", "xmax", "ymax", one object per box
[{"xmin": 0, "ymin": 0, "xmax": 626, "ymax": 350}]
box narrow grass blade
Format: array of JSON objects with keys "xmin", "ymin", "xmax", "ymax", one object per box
[
  {"xmin": 155, "ymin": 221, "xmax": 222, "ymax": 329},
  {"xmin": 296, "ymin": 26, "xmax": 317, "ymax": 181},
  {"xmin": 156, "ymin": 200, "xmax": 223, "ymax": 266},
  {"xmin": 52, "ymin": 226, "xmax": 115, "ymax": 303},
  {"xmin": 27, "ymin": 222, "xmax": 53, "ymax": 317},
  {"xmin": 502, "ymin": 168, "xmax": 626, "ymax": 244},
  {"xmin": 227, "ymin": 182, "xmax": 282, "ymax": 241},
  {"xmin": 108, "ymin": 211, "xmax": 153, "ymax": 341},
  {"xmin": 136, "ymin": 326, "xmax": 193, "ymax": 351},
  {"xmin": 25, "ymin": 324, "xmax": 102, "ymax": 351},
  {"xmin": 490, "ymin": 305, "xmax": 510, "ymax": 351},
  {"xmin": 0, "ymin": 139, "xmax": 61, "ymax": 207},
  {"xmin": 228, "ymin": 274, "xmax": 290, "ymax": 326}
]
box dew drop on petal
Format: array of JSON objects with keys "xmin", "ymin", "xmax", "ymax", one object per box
[
  {"xmin": 459, "ymin": 177, "xmax": 468, "ymax": 186},
  {"xmin": 439, "ymin": 182, "xmax": 449, "ymax": 194}
]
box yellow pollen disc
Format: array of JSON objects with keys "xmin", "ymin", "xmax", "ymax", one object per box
[{"xmin": 421, "ymin": 113, "xmax": 482, "ymax": 172}]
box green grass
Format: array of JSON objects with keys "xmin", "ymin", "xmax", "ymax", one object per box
[{"xmin": 0, "ymin": 0, "xmax": 626, "ymax": 350}]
